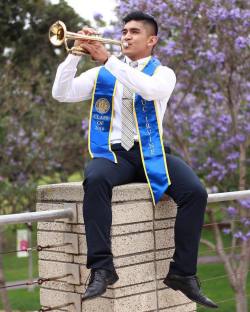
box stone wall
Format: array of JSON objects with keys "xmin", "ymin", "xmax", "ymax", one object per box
[{"xmin": 37, "ymin": 182, "xmax": 196, "ymax": 312}]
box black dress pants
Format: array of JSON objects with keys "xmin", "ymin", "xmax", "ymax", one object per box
[{"xmin": 82, "ymin": 142, "xmax": 207, "ymax": 276}]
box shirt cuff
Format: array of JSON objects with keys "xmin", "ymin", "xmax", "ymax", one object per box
[{"xmin": 63, "ymin": 54, "xmax": 82, "ymax": 67}]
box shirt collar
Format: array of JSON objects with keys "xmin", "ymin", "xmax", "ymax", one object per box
[{"xmin": 124, "ymin": 55, "xmax": 151, "ymax": 68}]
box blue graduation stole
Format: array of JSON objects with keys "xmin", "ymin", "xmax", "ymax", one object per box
[{"xmin": 88, "ymin": 57, "xmax": 171, "ymax": 205}]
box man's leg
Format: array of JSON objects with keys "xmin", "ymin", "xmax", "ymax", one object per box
[
  {"xmin": 164, "ymin": 153, "xmax": 207, "ymax": 276},
  {"xmin": 162, "ymin": 153, "xmax": 218, "ymax": 308},
  {"xmin": 83, "ymin": 155, "xmax": 136, "ymax": 272}
]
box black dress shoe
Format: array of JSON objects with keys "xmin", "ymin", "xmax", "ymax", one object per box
[
  {"xmin": 82, "ymin": 268, "xmax": 119, "ymax": 301},
  {"xmin": 163, "ymin": 273, "xmax": 218, "ymax": 309}
]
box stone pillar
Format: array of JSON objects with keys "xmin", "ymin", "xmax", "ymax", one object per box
[{"xmin": 37, "ymin": 182, "xmax": 196, "ymax": 312}]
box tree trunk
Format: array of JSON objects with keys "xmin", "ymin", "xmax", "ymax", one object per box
[
  {"xmin": 0, "ymin": 226, "xmax": 12, "ymax": 312},
  {"xmin": 235, "ymin": 286, "xmax": 248, "ymax": 312}
]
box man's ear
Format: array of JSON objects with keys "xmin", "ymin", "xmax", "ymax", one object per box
[{"xmin": 147, "ymin": 36, "xmax": 158, "ymax": 48}]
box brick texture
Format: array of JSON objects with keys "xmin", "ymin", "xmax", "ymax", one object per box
[{"xmin": 37, "ymin": 182, "xmax": 196, "ymax": 312}]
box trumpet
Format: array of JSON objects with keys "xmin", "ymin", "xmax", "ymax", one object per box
[{"xmin": 49, "ymin": 21, "xmax": 127, "ymax": 55}]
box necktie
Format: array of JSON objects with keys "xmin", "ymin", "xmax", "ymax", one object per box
[{"xmin": 121, "ymin": 61, "xmax": 138, "ymax": 151}]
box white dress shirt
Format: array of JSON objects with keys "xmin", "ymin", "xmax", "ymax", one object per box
[{"xmin": 52, "ymin": 54, "xmax": 176, "ymax": 144}]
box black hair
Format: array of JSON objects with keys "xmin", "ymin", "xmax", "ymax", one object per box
[{"xmin": 123, "ymin": 11, "xmax": 158, "ymax": 36}]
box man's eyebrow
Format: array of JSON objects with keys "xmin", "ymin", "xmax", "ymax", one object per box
[{"xmin": 122, "ymin": 27, "xmax": 141, "ymax": 32}]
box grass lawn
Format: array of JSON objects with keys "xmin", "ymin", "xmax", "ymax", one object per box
[
  {"xmin": 0, "ymin": 288, "xmax": 40, "ymax": 311},
  {"xmin": 3, "ymin": 252, "xmax": 38, "ymax": 282},
  {"xmin": 2, "ymin": 225, "xmax": 38, "ymax": 282},
  {"xmin": 197, "ymin": 263, "xmax": 250, "ymax": 312}
]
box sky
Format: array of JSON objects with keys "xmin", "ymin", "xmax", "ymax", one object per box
[{"xmin": 50, "ymin": 0, "xmax": 117, "ymax": 25}]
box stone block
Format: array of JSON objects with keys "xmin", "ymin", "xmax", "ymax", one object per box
[
  {"xmin": 38, "ymin": 221, "xmax": 72, "ymax": 232},
  {"xmin": 113, "ymin": 291, "xmax": 157, "ymax": 312},
  {"xmin": 81, "ymin": 297, "xmax": 114, "ymax": 312},
  {"xmin": 156, "ymin": 249, "xmax": 175, "ymax": 261},
  {"xmin": 111, "ymin": 221, "xmax": 153, "ymax": 236},
  {"xmin": 156, "ymin": 259, "xmax": 171, "ymax": 280},
  {"xmin": 37, "ymin": 182, "xmax": 152, "ymax": 203},
  {"xmin": 36, "ymin": 202, "xmax": 77, "ymax": 223},
  {"xmin": 74, "ymin": 254, "xmax": 87, "ymax": 265},
  {"xmin": 82, "ymin": 290, "xmax": 159, "ymax": 312},
  {"xmin": 41, "ymin": 280, "xmax": 75, "ymax": 292},
  {"xmin": 155, "ymin": 218, "xmax": 175, "ymax": 230},
  {"xmin": 112, "ymin": 231, "xmax": 154, "ymax": 256},
  {"xmin": 79, "ymin": 261, "xmax": 156, "ymax": 289},
  {"xmin": 158, "ymin": 288, "xmax": 192, "ymax": 309},
  {"xmin": 160, "ymin": 302, "xmax": 197, "ymax": 311},
  {"xmin": 78, "ymin": 234, "xmax": 87, "ymax": 256},
  {"xmin": 155, "ymin": 229, "xmax": 175, "ymax": 250},
  {"xmin": 155, "ymin": 200, "xmax": 177, "ymax": 219},
  {"xmin": 112, "ymin": 183, "xmax": 151, "ymax": 203},
  {"xmin": 39, "ymin": 250, "xmax": 73, "ymax": 263},
  {"xmin": 40, "ymin": 288, "xmax": 81, "ymax": 312},
  {"xmin": 39, "ymin": 260, "xmax": 80, "ymax": 285},
  {"xmin": 77, "ymin": 200, "xmax": 154, "ymax": 226},
  {"xmin": 114, "ymin": 251, "xmax": 154, "ymax": 268},
  {"xmin": 77, "ymin": 203, "xmax": 84, "ymax": 224},
  {"xmin": 37, "ymin": 182, "xmax": 83, "ymax": 202},
  {"xmin": 106, "ymin": 281, "xmax": 155, "ymax": 298},
  {"xmin": 37, "ymin": 231, "xmax": 79, "ymax": 254},
  {"xmin": 78, "ymin": 231, "xmax": 155, "ymax": 258},
  {"xmin": 115, "ymin": 262, "xmax": 155, "ymax": 288},
  {"xmin": 112, "ymin": 201, "xmax": 153, "ymax": 225},
  {"xmin": 72, "ymin": 224, "xmax": 85, "ymax": 234}
]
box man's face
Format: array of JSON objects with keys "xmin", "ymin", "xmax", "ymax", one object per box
[{"xmin": 121, "ymin": 20, "xmax": 157, "ymax": 60}]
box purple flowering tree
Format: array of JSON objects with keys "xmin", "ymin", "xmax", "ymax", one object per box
[{"xmin": 113, "ymin": 1, "xmax": 250, "ymax": 310}]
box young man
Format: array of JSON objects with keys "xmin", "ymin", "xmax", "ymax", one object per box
[{"xmin": 52, "ymin": 11, "xmax": 218, "ymax": 309}]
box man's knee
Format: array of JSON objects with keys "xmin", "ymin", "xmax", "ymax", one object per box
[
  {"xmin": 83, "ymin": 170, "xmax": 111, "ymax": 191},
  {"xmin": 190, "ymin": 183, "xmax": 208, "ymax": 204}
]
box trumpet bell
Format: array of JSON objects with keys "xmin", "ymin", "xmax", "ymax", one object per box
[
  {"xmin": 49, "ymin": 20, "xmax": 123, "ymax": 56},
  {"xmin": 49, "ymin": 21, "xmax": 66, "ymax": 46}
]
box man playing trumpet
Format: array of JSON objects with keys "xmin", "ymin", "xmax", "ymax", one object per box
[{"xmin": 52, "ymin": 11, "xmax": 218, "ymax": 309}]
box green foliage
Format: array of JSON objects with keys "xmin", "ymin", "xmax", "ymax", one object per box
[{"xmin": 0, "ymin": 0, "xmax": 92, "ymax": 214}]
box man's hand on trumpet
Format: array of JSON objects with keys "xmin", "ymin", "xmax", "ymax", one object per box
[{"xmin": 74, "ymin": 27, "xmax": 110, "ymax": 64}]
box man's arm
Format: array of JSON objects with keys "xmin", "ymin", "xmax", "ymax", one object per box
[
  {"xmin": 68, "ymin": 38, "xmax": 176, "ymax": 102},
  {"xmin": 52, "ymin": 54, "xmax": 99, "ymax": 103},
  {"xmin": 105, "ymin": 56, "xmax": 176, "ymax": 101}
]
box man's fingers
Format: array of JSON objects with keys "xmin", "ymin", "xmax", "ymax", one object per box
[
  {"xmin": 80, "ymin": 27, "xmax": 98, "ymax": 36},
  {"xmin": 76, "ymin": 28, "xmax": 102, "ymax": 46},
  {"xmin": 79, "ymin": 42, "xmax": 90, "ymax": 50},
  {"xmin": 79, "ymin": 43, "xmax": 95, "ymax": 53}
]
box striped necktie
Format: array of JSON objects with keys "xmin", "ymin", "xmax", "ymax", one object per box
[{"xmin": 121, "ymin": 61, "xmax": 138, "ymax": 151}]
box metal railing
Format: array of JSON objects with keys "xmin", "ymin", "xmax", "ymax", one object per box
[
  {"xmin": 0, "ymin": 208, "xmax": 73, "ymax": 225},
  {"xmin": 0, "ymin": 190, "xmax": 249, "ymax": 225}
]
